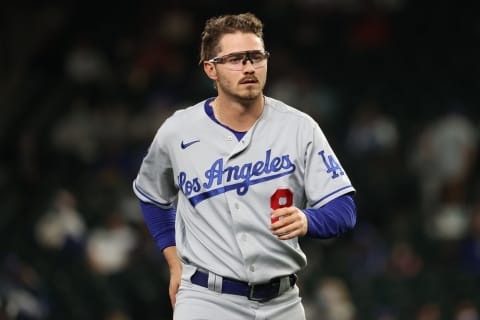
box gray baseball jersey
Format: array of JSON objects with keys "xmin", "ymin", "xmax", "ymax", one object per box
[{"xmin": 133, "ymin": 96, "xmax": 355, "ymax": 284}]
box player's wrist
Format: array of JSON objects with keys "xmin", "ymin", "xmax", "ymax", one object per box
[{"xmin": 163, "ymin": 246, "xmax": 182, "ymax": 270}]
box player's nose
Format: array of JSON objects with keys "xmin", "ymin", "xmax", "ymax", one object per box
[{"xmin": 242, "ymin": 60, "xmax": 255, "ymax": 73}]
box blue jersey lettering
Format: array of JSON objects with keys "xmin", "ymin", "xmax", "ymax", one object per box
[{"xmin": 178, "ymin": 149, "xmax": 296, "ymax": 206}]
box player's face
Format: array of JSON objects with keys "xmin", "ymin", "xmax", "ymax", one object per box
[{"xmin": 207, "ymin": 32, "xmax": 267, "ymax": 102}]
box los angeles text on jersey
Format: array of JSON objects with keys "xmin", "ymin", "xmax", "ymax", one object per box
[{"xmin": 178, "ymin": 149, "xmax": 296, "ymax": 207}]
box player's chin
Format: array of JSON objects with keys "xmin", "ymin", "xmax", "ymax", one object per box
[{"xmin": 238, "ymin": 88, "xmax": 262, "ymax": 100}]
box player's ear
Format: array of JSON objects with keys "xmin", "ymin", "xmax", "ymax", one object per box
[{"xmin": 203, "ymin": 61, "xmax": 218, "ymax": 80}]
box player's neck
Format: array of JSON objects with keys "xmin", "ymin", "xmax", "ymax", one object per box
[{"xmin": 212, "ymin": 95, "xmax": 264, "ymax": 132}]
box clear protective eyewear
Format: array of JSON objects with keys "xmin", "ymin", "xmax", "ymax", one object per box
[{"xmin": 208, "ymin": 50, "xmax": 270, "ymax": 71}]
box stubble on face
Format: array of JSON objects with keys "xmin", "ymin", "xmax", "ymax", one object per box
[{"xmin": 216, "ymin": 71, "xmax": 266, "ymax": 102}]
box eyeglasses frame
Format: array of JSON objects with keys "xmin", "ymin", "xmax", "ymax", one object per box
[{"xmin": 207, "ymin": 50, "xmax": 270, "ymax": 68}]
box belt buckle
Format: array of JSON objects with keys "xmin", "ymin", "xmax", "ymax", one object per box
[
  {"xmin": 248, "ymin": 281, "xmax": 280, "ymax": 302},
  {"xmin": 248, "ymin": 284, "xmax": 267, "ymax": 302}
]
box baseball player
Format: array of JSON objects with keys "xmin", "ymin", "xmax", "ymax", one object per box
[{"xmin": 133, "ymin": 12, "xmax": 356, "ymax": 320}]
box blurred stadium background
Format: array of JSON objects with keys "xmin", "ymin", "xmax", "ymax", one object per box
[{"xmin": 1, "ymin": 1, "xmax": 479, "ymax": 319}]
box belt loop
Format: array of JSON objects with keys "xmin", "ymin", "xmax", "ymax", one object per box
[
  {"xmin": 208, "ymin": 271, "xmax": 223, "ymax": 293},
  {"xmin": 278, "ymin": 276, "xmax": 290, "ymax": 294}
]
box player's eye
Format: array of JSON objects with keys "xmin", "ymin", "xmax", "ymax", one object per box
[
  {"xmin": 225, "ymin": 54, "xmax": 244, "ymax": 64},
  {"xmin": 250, "ymin": 52, "xmax": 266, "ymax": 63}
]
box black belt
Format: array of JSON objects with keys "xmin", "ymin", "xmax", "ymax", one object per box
[{"xmin": 190, "ymin": 270, "xmax": 297, "ymax": 302}]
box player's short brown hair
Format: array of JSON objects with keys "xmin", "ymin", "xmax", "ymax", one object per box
[{"xmin": 199, "ymin": 12, "xmax": 264, "ymax": 65}]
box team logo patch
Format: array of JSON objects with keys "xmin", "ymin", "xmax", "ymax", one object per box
[
  {"xmin": 318, "ymin": 150, "xmax": 344, "ymax": 179},
  {"xmin": 179, "ymin": 149, "xmax": 296, "ymax": 206}
]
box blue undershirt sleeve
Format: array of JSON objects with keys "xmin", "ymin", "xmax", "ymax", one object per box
[
  {"xmin": 303, "ymin": 194, "xmax": 357, "ymax": 238},
  {"xmin": 139, "ymin": 200, "xmax": 176, "ymax": 251}
]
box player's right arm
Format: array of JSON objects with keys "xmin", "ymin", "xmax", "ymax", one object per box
[
  {"xmin": 139, "ymin": 200, "xmax": 181, "ymax": 308},
  {"xmin": 134, "ymin": 116, "xmax": 182, "ymax": 308}
]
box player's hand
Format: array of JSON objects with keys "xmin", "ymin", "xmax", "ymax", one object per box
[
  {"xmin": 270, "ymin": 206, "xmax": 308, "ymax": 240},
  {"xmin": 169, "ymin": 264, "xmax": 182, "ymax": 309}
]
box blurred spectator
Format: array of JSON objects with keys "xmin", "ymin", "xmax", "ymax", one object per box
[
  {"xmin": 50, "ymin": 97, "xmax": 98, "ymax": 164},
  {"xmin": 64, "ymin": 37, "xmax": 112, "ymax": 87},
  {"xmin": 454, "ymin": 301, "xmax": 479, "ymax": 320},
  {"xmin": 269, "ymin": 70, "xmax": 342, "ymax": 128},
  {"xmin": 410, "ymin": 109, "xmax": 478, "ymax": 240},
  {"xmin": 415, "ymin": 303, "xmax": 441, "ymax": 320},
  {"xmin": 0, "ymin": 255, "xmax": 50, "ymax": 319},
  {"xmin": 93, "ymin": 102, "xmax": 130, "ymax": 150},
  {"xmin": 312, "ymin": 277, "xmax": 356, "ymax": 320},
  {"xmin": 34, "ymin": 189, "xmax": 86, "ymax": 254},
  {"xmin": 86, "ymin": 212, "xmax": 138, "ymax": 275},
  {"xmin": 386, "ymin": 241, "xmax": 423, "ymax": 279},
  {"xmin": 345, "ymin": 98, "xmax": 398, "ymax": 158}
]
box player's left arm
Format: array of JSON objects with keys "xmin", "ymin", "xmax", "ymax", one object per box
[
  {"xmin": 270, "ymin": 194, "xmax": 356, "ymax": 240},
  {"xmin": 271, "ymin": 118, "xmax": 357, "ymax": 240}
]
